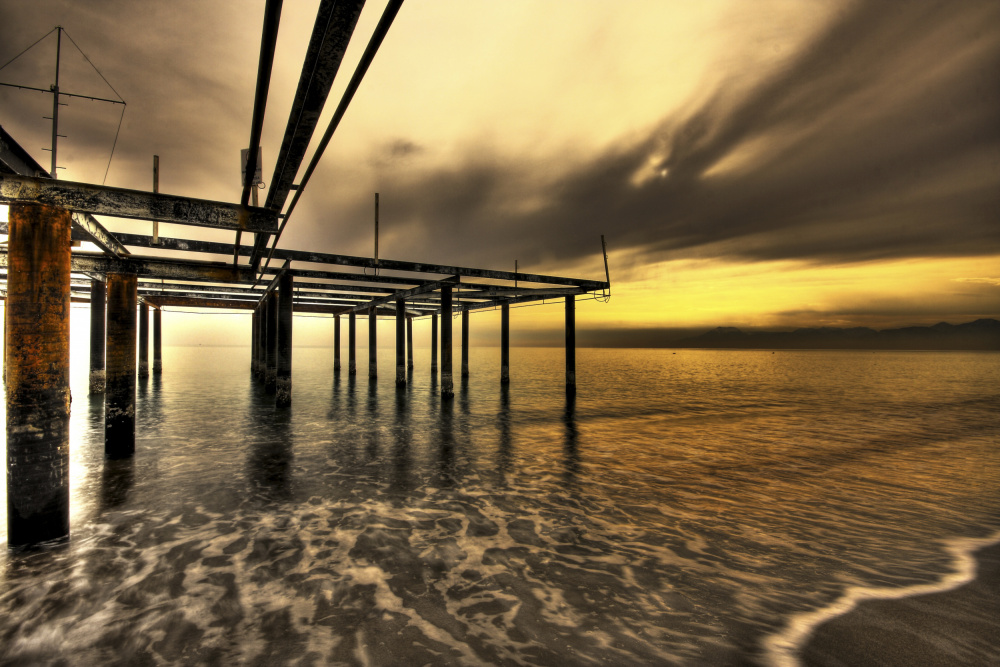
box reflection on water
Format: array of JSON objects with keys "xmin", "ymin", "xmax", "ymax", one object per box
[{"xmin": 0, "ymin": 346, "xmax": 998, "ymax": 665}]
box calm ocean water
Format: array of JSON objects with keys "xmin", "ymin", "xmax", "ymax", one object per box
[{"xmin": 1, "ymin": 345, "xmax": 998, "ymax": 665}]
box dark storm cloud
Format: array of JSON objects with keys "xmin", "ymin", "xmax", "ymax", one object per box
[{"xmin": 348, "ymin": 0, "xmax": 1000, "ymax": 271}]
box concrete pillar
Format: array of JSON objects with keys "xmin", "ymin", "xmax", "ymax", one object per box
[
  {"xmin": 349, "ymin": 310, "xmax": 357, "ymax": 375},
  {"xmin": 276, "ymin": 273, "xmax": 293, "ymax": 406},
  {"xmin": 138, "ymin": 301, "xmax": 149, "ymax": 378},
  {"xmin": 395, "ymin": 299, "xmax": 406, "ymax": 386},
  {"xmin": 431, "ymin": 312, "xmax": 438, "ymax": 372},
  {"xmin": 106, "ymin": 272, "xmax": 138, "ymax": 459},
  {"xmin": 6, "ymin": 202, "xmax": 72, "ymax": 546},
  {"xmin": 265, "ymin": 291, "xmax": 277, "ymax": 391},
  {"xmin": 89, "ymin": 278, "xmax": 106, "ymax": 393},
  {"xmin": 440, "ymin": 286, "xmax": 453, "ymax": 397},
  {"xmin": 153, "ymin": 307, "xmax": 162, "ymax": 374},
  {"xmin": 566, "ymin": 295, "xmax": 576, "ymax": 391},
  {"xmin": 461, "ymin": 306, "xmax": 470, "ymax": 378},
  {"xmin": 333, "ymin": 313, "xmax": 341, "ymax": 373},
  {"xmin": 407, "ymin": 314, "xmax": 414, "ymax": 370},
  {"xmin": 501, "ymin": 301, "xmax": 510, "ymax": 384},
  {"xmin": 368, "ymin": 306, "xmax": 377, "ymax": 379}
]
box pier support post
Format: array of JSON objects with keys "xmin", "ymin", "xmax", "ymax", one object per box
[
  {"xmin": 565, "ymin": 295, "xmax": 576, "ymax": 391},
  {"xmin": 501, "ymin": 301, "xmax": 510, "ymax": 384},
  {"xmin": 255, "ymin": 304, "xmax": 266, "ymax": 382},
  {"xmin": 461, "ymin": 306, "xmax": 470, "ymax": 378},
  {"xmin": 251, "ymin": 308, "xmax": 258, "ymax": 378},
  {"xmin": 349, "ymin": 311, "xmax": 357, "ymax": 375},
  {"xmin": 440, "ymin": 286, "xmax": 453, "ymax": 397},
  {"xmin": 153, "ymin": 307, "xmax": 162, "ymax": 375},
  {"xmin": 138, "ymin": 302, "xmax": 149, "ymax": 379},
  {"xmin": 369, "ymin": 306, "xmax": 377, "ymax": 380},
  {"xmin": 395, "ymin": 299, "xmax": 406, "ymax": 386},
  {"xmin": 89, "ymin": 278, "xmax": 106, "ymax": 393},
  {"xmin": 431, "ymin": 312, "xmax": 438, "ymax": 373},
  {"xmin": 333, "ymin": 314, "xmax": 341, "ymax": 373},
  {"xmin": 106, "ymin": 272, "xmax": 138, "ymax": 459},
  {"xmin": 407, "ymin": 315, "xmax": 414, "ymax": 371},
  {"xmin": 276, "ymin": 273, "xmax": 293, "ymax": 406},
  {"xmin": 265, "ymin": 292, "xmax": 277, "ymax": 391},
  {"xmin": 6, "ymin": 202, "xmax": 72, "ymax": 546}
]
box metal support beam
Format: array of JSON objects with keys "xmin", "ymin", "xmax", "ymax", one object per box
[
  {"xmin": 5, "ymin": 202, "xmax": 72, "ymax": 546},
  {"xmin": 153, "ymin": 307, "xmax": 162, "ymax": 374},
  {"xmin": 350, "ymin": 275, "xmax": 458, "ymax": 314},
  {"xmin": 368, "ymin": 305, "xmax": 377, "ymax": 380},
  {"xmin": 349, "ymin": 310, "xmax": 356, "ymax": 375},
  {"xmin": 276, "ymin": 272, "xmax": 293, "ymax": 406},
  {"xmin": 431, "ymin": 312, "xmax": 438, "ymax": 373},
  {"xmin": 501, "ymin": 301, "xmax": 510, "ymax": 384},
  {"xmin": 407, "ymin": 314, "xmax": 414, "ymax": 371},
  {"xmin": 461, "ymin": 306, "xmax": 469, "ymax": 378},
  {"xmin": 440, "ymin": 285, "xmax": 453, "ymax": 398},
  {"xmin": 138, "ymin": 301, "xmax": 149, "ymax": 379},
  {"xmin": 106, "ymin": 272, "xmax": 137, "ymax": 458},
  {"xmin": 90, "ymin": 278, "xmax": 106, "ymax": 393},
  {"xmin": 333, "ymin": 313, "xmax": 341, "ymax": 373},
  {"xmin": 395, "ymin": 298, "xmax": 406, "ymax": 386},
  {"xmin": 71, "ymin": 212, "xmax": 130, "ymax": 258},
  {"xmin": 566, "ymin": 296, "xmax": 576, "ymax": 391}
]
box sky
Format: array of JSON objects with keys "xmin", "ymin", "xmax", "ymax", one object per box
[{"xmin": 0, "ymin": 0, "xmax": 998, "ymax": 347}]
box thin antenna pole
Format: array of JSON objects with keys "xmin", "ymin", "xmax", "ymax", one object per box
[
  {"xmin": 50, "ymin": 26, "xmax": 62, "ymax": 178},
  {"xmin": 515, "ymin": 260, "xmax": 518, "ymax": 289},
  {"xmin": 152, "ymin": 155, "xmax": 159, "ymax": 243},
  {"xmin": 374, "ymin": 192, "xmax": 379, "ymax": 269}
]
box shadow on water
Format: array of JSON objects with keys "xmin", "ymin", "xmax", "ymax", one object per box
[
  {"xmin": 497, "ymin": 384, "xmax": 513, "ymax": 486},
  {"xmin": 99, "ymin": 457, "xmax": 135, "ymax": 510},
  {"xmin": 563, "ymin": 389, "xmax": 580, "ymax": 484},
  {"xmin": 245, "ymin": 392, "xmax": 294, "ymax": 504},
  {"xmin": 437, "ymin": 397, "xmax": 456, "ymax": 488},
  {"xmin": 390, "ymin": 385, "xmax": 412, "ymax": 496}
]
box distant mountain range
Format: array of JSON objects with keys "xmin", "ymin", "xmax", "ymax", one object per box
[{"xmin": 671, "ymin": 318, "xmax": 1000, "ymax": 350}]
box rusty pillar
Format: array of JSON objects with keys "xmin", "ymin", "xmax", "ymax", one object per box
[
  {"xmin": 153, "ymin": 307, "xmax": 162, "ymax": 374},
  {"xmin": 333, "ymin": 314, "xmax": 341, "ymax": 373},
  {"xmin": 501, "ymin": 301, "xmax": 510, "ymax": 384},
  {"xmin": 6, "ymin": 202, "xmax": 72, "ymax": 546},
  {"xmin": 395, "ymin": 298, "xmax": 406, "ymax": 386},
  {"xmin": 566, "ymin": 295, "xmax": 576, "ymax": 391},
  {"xmin": 106, "ymin": 272, "xmax": 138, "ymax": 459},
  {"xmin": 431, "ymin": 312, "xmax": 438, "ymax": 373},
  {"xmin": 368, "ymin": 306, "xmax": 377, "ymax": 379},
  {"xmin": 138, "ymin": 301, "xmax": 150, "ymax": 379},
  {"xmin": 265, "ymin": 291, "xmax": 277, "ymax": 391},
  {"xmin": 89, "ymin": 278, "xmax": 106, "ymax": 393},
  {"xmin": 407, "ymin": 314, "xmax": 414, "ymax": 371},
  {"xmin": 276, "ymin": 273, "xmax": 293, "ymax": 406},
  {"xmin": 348, "ymin": 310, "xmax": 357, "ymax": 375},
  {"xmin": 440, "ymin": 286, "xmax": 453, "ymax": 398},
  {"xmin": 461, "ymin": 306, "xmax": 470, "ymax": 378}
]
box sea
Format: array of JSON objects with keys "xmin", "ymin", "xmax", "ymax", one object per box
[{"xmin": 1, "ymin": 344, "xmax": 998, "ymax": 666}]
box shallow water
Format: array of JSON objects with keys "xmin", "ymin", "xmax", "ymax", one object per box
[{"xmin": 2, "ymin": 346, "xmax": 998, "ymax": 665}]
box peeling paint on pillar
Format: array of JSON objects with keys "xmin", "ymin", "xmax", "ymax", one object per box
[
  {"xmin": 6, "ymin": 202, "xmax": 72, "ymax": 546},
  {"xmin": 368, "ymin": 306, "xmax": 377, "ymax": 379},
  {"xmin": 152, "ymin": 307, "xmax": 162, "ymax": 374},
  {"xmin": 501, "ymin": 301, "xmax": 510, "ymax": 384},
  {"xmin": 348, "ymin": 310, "xmax": 356, "ymax": 375},
  {"xmin": 566, "ymin": 295, "xmax": 576, "ymax": 391},
  {"xmin": 106, "ymin": 272, "xmax": 137, "ymax": 459},
  {"xmin": 440, "ymin": 286, "xmax": 454, "ymax": 398},
  {"xmin": 395, "ymin": 298, "xmax": 406, "ymax": 386},
  {"xmin": 333, "ymin": 314, "xmax": 341, "ymax": 373},
  {"xmin": 265, "ymin": 292, "xmax": 277, "ymax": 391},
  {"xmin": 276, "ymin": 272, "xmax": 293, "ymax": 407},
  {"xmin": 138, "ymin": 301, "xmax": 149, "ymax": 379},
  {"xmin": 89, "ymin": 278, "xmax": 106, "ymax": 394}
]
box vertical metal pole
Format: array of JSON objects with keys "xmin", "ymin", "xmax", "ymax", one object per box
[
  {"xmin": 6, "ymin": 202, "xmax": 71, "ymax": 546},
  {"xmin": 276, "ymin": 273, "xmax": 293, "ymax": 406},
  {"xmin": 368, "ymin": 306, "xmax": 377, "ymax": 379},
  {"xmin": 374, "ymin": 193, "xmax": 379, "ymax": 269},
  {"xmin": 153, "ymin": 307, "xmax": 162, "ymax": 374},
  {"xmin": 333, "ymin": 313, "xmax": 341, "ymax": 373},
  {"xmin": 106, "ymin": 272, "xmax": 137, "ymax": 459},
  {"xmin": 152, "ymin": 155, "xmax": 159, "ymax": 243},
  {"xmin": 430, "ymin": 312, "xmax": 438, "ymax": 373},
  {"xmin": 407, "ymin": 314, "xmax": 414, "ymax": 370},
  {"xmin": 440, "ymin": 286, "xmax": 453, "ymax": 398},
  {"xmin": 252, "ymin": 305, "xmax": 262, "ymax": 381},
  {"xmin": 349, "ymin": 310, "xmax": 356, "ymax": 375},
  {"xmin": 265, "ymin": 292, "xmax": 277, "ymax": 391},
  {"xmin": 49, "ymin": 27, "xmax": 62, "ymax": 178},
  {"xmin": 566, "ymin": 295, "xmax": 576, "ymax": 391},
  {"xmin": 251, "ymin": 308, "xmax": 258, "ymax": 377},
  {"xmin": 461, "ymin": 306, "xmax": 470, "ymax": 378},
  {"xmin": 138, "ymin": 301, "xmax": 149, "ymax": 378},
  {"xmin": 395, "ymin": 299, "xmax": 406, "ymax": 386},
  {"xmin": 501, "ymin": 301, "xmax": 510, "ymax": 384},
  {"xmin": 89, "ymin": 278, "xmax": 106, "ymax": 393}
]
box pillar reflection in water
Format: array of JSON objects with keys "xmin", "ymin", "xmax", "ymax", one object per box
[
  {"xmin": 562, "ymin": 390, "xmax": 581, "ymax": 484},
  {"xmin": 100, "ymin": 458, "xmax": 135, "ymax": 510},
  {"xmin": 390, "ymin": 385, "xmax": 412, "ymax": 495},
  {"xmin": 496, "ymin": 384, "xmax": 513, "ymax": 486},
  {"xmin": 246, "ymin": 410, "xmax": 294, "ymax": 503}
]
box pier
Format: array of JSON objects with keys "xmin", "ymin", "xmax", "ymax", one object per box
[{"xmin": 0, "ymin": 0, "xmax": 609, "ymax": 547}]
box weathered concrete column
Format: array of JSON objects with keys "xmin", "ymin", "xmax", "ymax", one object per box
[
  {"xmin": 368, "ymin": 306, "xmax": 377, "ymax": 379},
  {"xmin": 153, "ymin": 307, "xmax": 162, "ymax": 374},
  {"xmin": 431, "ymin": 312, "xmax": 438, "ymax": 372},
  {"xmin": 440, "ymin": 286, "xmax": 454, "ymax": 398},
  {"xmin": 501, "ymin": 301, "xmax": 510, "ymax": 384},
  {"xmin": 251, "ymin": 308, "xmax": 258, "ymax": 377},
  {"xmin": 276, "ymin": 273, "xmax": 293, "ymax": 406},
  {"xmin": 395, "ymin": 299, "xmax": 406, "ymax": 386},
  {"xmin": 6, "ymin": 202, "xmax": 72, "ymax": 547},
  {"xmin": 333, "ymin": 313, "xmax": 341, "ymax": 373},
  {"xmin": 265, "ymin": 291, "xmax": 277, "ymax": 391},
  {"xmin": 407, "ymin": 314, "xmax": 414, "ymax": 371},
  {"xmin": 565, "ymin": 295, "xmax": 576, "ymax": 391},
  {"xmin": 89, "ymin": 278, "xmax": 106, "ymax": 393},
  {"xmin": 349, "ymin": 310, "xmax": 357, "ymax": 375},
  {"xmin": 138, "ymin": 301, "xmax": 150, "ymax": 379},
  {"xmin": 106, "ymin": 272, "xmax": 138, "ymax": 459},
  {"xmin": 461, "ymin": 306, "xmax": 470, "ymax": 378}
]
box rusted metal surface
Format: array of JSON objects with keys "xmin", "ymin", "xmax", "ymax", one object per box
[
  {"xmin": 461, "ymin": 307, "xmax": 470, "ymax": 379},
  {"xmin": 153, "ymin": 307, "xmax": 162, "ymax": 374},
  {"xmin": 333, "ymin": 314, "xmax": 341, "ymax": 372},
  {"xmin": 395, "ymin": 298, "xmax": 405, "ymax": 386},
  {"xmin": 368, "ymin": 305, "xmax": 377, "ymax": 379},
  {"xmin": 276, "ymin": 273, "xmax": 293, "ymax": 406},
  {"xmin": 565, "ymin": 296, "xmax": 576, "ymax": 390},
  {"xmin": 90, "ymin": 278, "xmax": 107, "ymax": 393},
  {"xmin": 265, "ymin": 292, "xmax": 278, "ymax": 391},
  {"xmin": 348, "ymin": 310, "xmax": 356, "ymax": 375},
  {"xmin": 440, "ymin": 286, "xmax": 453, "ymax": 398},
  {"xmin": 71, "ymin": 212, "xmax": 130, "ymax": 258},
  {"xmin": 501, "ymin": 302, "xmax": 510, "ymax": 384},
  {"xmin": 5, "ymin": 202, "xmax": 72, "ymax": 547},
  {"xmin": 105, "ymin": 272, "xmax": 137, "ymax": 459},
  {"xmin": 0, "ymin": 173, "xmax": 278, "ymax": 232},
  {"xmin": 138, "ymin": 301, "xmax": 150, "ymax": 379}
]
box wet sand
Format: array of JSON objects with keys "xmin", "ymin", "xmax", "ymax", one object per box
[{"xmin": 800, "ymin": 541, "xmax": 1000, "ymax": 666}]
